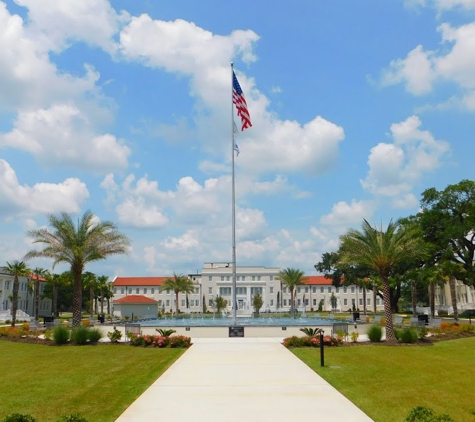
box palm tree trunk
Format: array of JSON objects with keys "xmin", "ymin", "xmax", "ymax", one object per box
[
  {"xmin": 363, "ymin": 287, "xmax": 367, "ymax": 315},
  {"xmin": 382, "ymin": 276, "xmax": 396, "ymax": 343},
  {"xmin": 90, "ymin": 286, "xmax": 94, "ymax": 315},
  {"xmin": 290, "ymin": 288, "xmax": 294, "ymax": 317},
  {"xmin": 429, "ymin": 282, "xmax": 435, "ymax": 318},
  {"xmin": 411, "ymin": 280, "xmax": 417, "ymax": 317},
  {"xmin": 449, "ymin": 276, "xmax": 458, "ymax": 323},
  {"xmin": 100, "ymin": 287, "xmax": 104, "ymax": 314},
  {"xmin": 175, "ymin": 292, "xmax": 179, "ymax": 316},
  {"xmin": 11, "ymin": 276, "xmax": 19, "ymax": 327},
  {"xmin": 373, "ymin": 284, "xmax": 377, "ymax": 315},
  {"xmin": 72, "ymin": 269, "xmax": 82, "ymax": 328},
  {"xmin": 35, "ymin": 278, "xmax": 40, "ymax": 321},
  {"xmin": 53, "ymin": 283, "xmax": 59, "ymax": 317}
]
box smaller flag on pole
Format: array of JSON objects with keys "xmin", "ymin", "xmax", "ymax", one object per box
[{"xmin": 233, "ymin": 71, "xmax": 252, "ymax": 131}]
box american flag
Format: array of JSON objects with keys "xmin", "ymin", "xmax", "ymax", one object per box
[{"xmin": 233, "ymin": 71, "xmax": 252, "ymax": 131}]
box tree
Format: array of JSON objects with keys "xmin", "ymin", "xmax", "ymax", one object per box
[
  {"xmin": 210, "ymin": 295, "xmax": 227, "ymax": 314},
  {"xmin": 252, "ymin": 293, "xmax": 263, "ymax": 315},
  {"xmin": 338, "ymin": 219, "xmax": 427, "ymax": 343},
  {"xmin": 162, "ymin": 273, "xmax": 195, "ymax": 317},
  {"xmin": 277, "ymin": 268, "xmax": 307, "ymax": 317},
  {"xmin": 419, "ymin": 180, "xmax": 475, "ymax": 322},
  {"xmin": 32, "ymin": 267, "xmax": 48, "ymax": 321},
  {"xmin": 82, "ymin": 271, "xmax": 97, "ymax": 315},
  {"xmin": 96, "ymin": 275, "xmax": 109, "ymax": 315},
  {"xmin": 25, "ymin": 211, "xmax": 130, "ymax": 327},
  {"xmin": 330, "ymin": 292, "xmax": 337, "ymax": 311},
  {"xmin": 5, "ymin": 261, "xmax": 30, "ymax": 327}
]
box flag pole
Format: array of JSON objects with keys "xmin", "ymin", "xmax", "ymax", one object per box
[{"xmin": 231, "ymin": 62, "xmax": 237, "ymax": 325}]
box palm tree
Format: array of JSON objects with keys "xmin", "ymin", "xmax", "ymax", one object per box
[
  {"xmin": 338, "ymin": 219, "xmax": 427, "ymax": 343},
  {"xmin": 25, "ymin": 211, "xmax": 130, "ymax": 327},
  {"xmin": 32, "ymin": 267, "xmax": 49, "ymax": 322},
  {"xmin": 162, "ymin": 273, "xmax": 195, "ymax": 317},
  {"xmin": 96, "ymin": 275, "xmax": 109, "ymax": 315},
  {"xmin": 277, "ymin": 268, "xmax": 307, "ymax": 317},
  {"xmin": 82, "ymin": 271, "xmax": 97, "ymax": 316},
  {"xmin": 5, "ymin": 261, "xmax": 30, "ymax": 327}
]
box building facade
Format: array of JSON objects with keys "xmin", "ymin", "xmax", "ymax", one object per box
[
  {"xmin": 0, "ymin": 269, "xmax": 52, "ymax": 321},
  {"xmin": 111, "ymin": 262, "xmax": 386, "ymax": 318}
]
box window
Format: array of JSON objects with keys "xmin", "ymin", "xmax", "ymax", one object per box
[
  {"xmin": 208, "ymin": 276, "xmax": 212, "ymax": 281},
  {"xmin": 335, "ymin": 287, "xmax": 339, "ymax": 293},
  {"xmin": 226, "ymin": 276, "xmax": 230, "ymax": 281},
  {"xmin": 313, "ymin": 299, "xmax": 316, "ymax": 306},
  {"xmin": 114, "ymin": 288, "xmax": 117, "ymax": 294},
  {"xmin": 219, "ymin": 287, "xmax": 232, "ymax": 296},
  {"xmin": 270, "ymin": 276, "xmax": 274, "ymax": 281},
  {"xmin": 128, "ymin": 288, "xmax": 132, "ymax": 294},
  {"xmin": 283, "ymin": 299, "xmax": 287, "ymax": 306},
  {"xmin": 328, "ymin": 287, "xmax": 331, "ymax": 293},
  {"xmin": 221, "ymin": 276, "xmax": 224, "ymax": 281},
  {"xmin": 351, "ymin": 286, "xmax": 355, "ymax": 293},
  {"xmin": 270, "ymin": 287, "xmax": 274, "ymax": 294},
  {"xmin": 359, "ymin": 287, "xmax": 363, "ymax": 293},
  {"xmin": 352, "ymin": 299, "xmax": 355, "ymax": 306},
  {"xmin": 297, "ymin": 299, "xmax": 301, "ymax": 306},
  {"xmin": 242, "ymin": 276, "xmax": 246, "ymax": 281},
  {"xmin": 151, "ymin": 288, "xmax": 155, "ymax": 294},
  {"xmin": 270, "ymin": 299, "xmax": 274, "ymax": 306},
  {"xmin": 367, "ymin": 298, "xmax": 371, "ymax": 305},
  {"xmin": 251, "ymin": 287, "xmax": 262, "ymax": 296},
  {"xmin": 181, "ymin": 300, "xmax": 186, "ymax": 307},
  {"xmin": 320, "ymin": 287, "xmax": 324, "ymax": 293},
  {"xmin": 158, "ymin": 300, "xmax": 162, "ymax": 306},
  {"xmin": 304, "ymin": 299, "xmax": 309, "ymax": 306},
  {"xmin": 144, "ymin": 288, "xmax": 147, "ymax": 294},
  {"xmin": 166, "ymin": 289, "xmax": 170, "ymax": 294},
  {"xmin": 121, "ymin": 288, "xmax": 124, "ymax": 294},
  {"xmin": 312, "ymin": 287, "xmax": 316, "ymax": 293},
  {"xmin": 257, "ymin": 276, "xmax": 261, "ymax": 281},
  {"xmin": 136, "ymin": 288, "xmax": 139, "ymax": 294},
  {"xmin": 252, "ymin": 276, "xmax": 255, "ymax": 281},
  {"xmin": 298, "ymin": 287, "xmax": 301, "ymax": 293},
  {"xmin": 209, "ymin": 299, "xmax": 213, "ymax": 306},
  {"xmin": 305, "ymin": 287, "xmax": 309, "ymax": 293},
  {"xmin": 5, "ymin": 281, "xmax": 10, "ymax": 290},
  {"xmin": 195, "ymin": 288, "xmax": 199, "ymax": 294},
  {"xmin": 344, "ymin": 299, "xmax": 347, "ymax": 306},
  {"xmin": 166, "ymin": 300, "xmax": 170, "ymax": 307},
  {"xmin": 359, "ymin": 298, "xmax": 363, "ymax": 306},
  {"xmin": 236, "ymin": 276, "xmax": 240, "ymax": 281},
  {"xmin": 343, "ymin": 286, "xmax": 347, "ymax": 293},
  {"xmin": 208, "ymin": 287, "xmax": 213, "ymax": 294},
  {"xmin": 236, "ymin": 287, "xmax": 246, "ymax": 295}
]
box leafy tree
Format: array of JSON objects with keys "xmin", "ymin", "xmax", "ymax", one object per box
[
  {"xmin": 330, "ymin": 292, "xmax": 337, "ymax": 311},
  {"xmin": 25, "ymin": 211, "xmax": 130, "ymax": 327},
  {"xmin": 4, "ymin": 261, "xmax": 30, "ymax": 327},
  {"xmin": 210, "ymin": 295, "xmax": 227, "ymax": 314},
  {"xmin": 419, "ymin": 180, "xmax": 475, "ymax": 322},
  {"xmin": 338, "ymin": 219, "xmax": 427, "ymax": 343},
  {"xmin": 277, "ymin": 268, "xmax": 307, "ymax": 316},
  {"xmin": 252, "ymin": 293, "xmax": 263, "ymax": 315},
  {"xmin": 162, "ymin": 273, "xmax": 195, "ymax": 316}
]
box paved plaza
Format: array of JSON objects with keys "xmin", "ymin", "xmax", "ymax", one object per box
[{"xmin": 116, "ymin": 337, "xmax": 373, "ymax": 421}]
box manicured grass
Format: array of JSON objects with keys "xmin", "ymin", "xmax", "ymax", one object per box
[
  {"xmin": 0, "ymin": 341, "xmax": 185, "ymax": 421},
  {"xmin": 292, "ymin": 337, "xmax": 475, "ymax": 422}
]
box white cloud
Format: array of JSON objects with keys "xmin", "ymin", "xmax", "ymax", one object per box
[
  {"xmin": 392, "ymin": 193, "xmax": 419, "ymax": 209},
  {"xmin": 14, "ymin": 0, "xmax": 128, "ymax": 53},
  {"xmin": 0, "ymin": 104, "xmax": 131, "ymax": 173},
  {"xmin": 319, "ymin": 200, "xmax": 375, "ymax": 228},
  {"xmin": 270, "ymin": 86, "xmax": 282, "ymax": 94},
  {"xmin": 380, "ymin": 21, "xmax": 475, "ymax": 109},
  {"xmin": 118, "ymin": 14, "xmax": 345, "ymax": 176},
  {"xmin": 405, "ymin": 0, "xmax": 475, "ymax": 10},
  {"xmin": 0, "ymin": 159, "xmax": 89, "ymax": 218},
  {"xmin": 361, "ymin": 116, "xmax": 450, "ymax": 196}
]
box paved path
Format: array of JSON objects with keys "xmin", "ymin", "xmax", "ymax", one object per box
[{"xmin": 116, "ymin": 337, "xmax": 373, "ymax": 421}]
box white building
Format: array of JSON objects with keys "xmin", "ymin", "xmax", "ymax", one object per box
[
  {"xmin": 111, "ymin": 262, "xmax": 386, "ymax": 318},
  {"xmin": 0, "ymin": 268, "xmax": 52, "ymax": 321}
]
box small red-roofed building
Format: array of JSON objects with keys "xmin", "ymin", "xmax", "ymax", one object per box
[{"xmin": 113, "ymin": 294, "xmax": 159, "ymax": 319}]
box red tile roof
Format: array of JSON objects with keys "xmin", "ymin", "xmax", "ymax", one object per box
[
  {"xmin": 303, "ymin": 276, "xmax": 333, "ymax": 285},
  {"xmin": 113, "ymin": 295, "xmax": 158, "ymax": 304},
  {"xmin": 113, "ymin": 277, "xmax": 168, "ymax": 286}
]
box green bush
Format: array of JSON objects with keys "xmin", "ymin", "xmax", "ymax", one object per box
[
  {"xmin": 406, "ymin": 406, "xmax": 454, "ymax": 421},
  {"xmin": 70, "ymin": 326, "xmax": 90, "ymax": 345},
  {"xmin": 107, "ymin": 327, "xmax": 122, "ymax": 342},
  {"xmin": 57, "ymin": 414, "xmax": 88, "ymax": 422},
  {"xmin": 155, "ymin": 328, "xmax": 176, "ymax": 337},
  {"xmin": 367, "ymin": 324, "xmax": 383, "ymax": 342},
  {"xmin": 398, "ymin": 327, "xmax": 418, "ymax": 343},
  {"xmin": 87, "ymin": 327, "xmax": 103, "ymax": 343},
  {"xmin": 2, "ymin": 414, "xmax": 37, "ymax": 422},
  {"xmin": 299, "ymin": 327, "xmax": 323, "ymax": 337},
  {"xmin": 52, "ymin": 325, "xmax": 70, "ymax": 345}
]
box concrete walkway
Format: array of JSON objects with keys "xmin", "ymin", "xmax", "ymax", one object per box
[{"xmin": 115, "ymin": 337, "xmax": 373, "ymax": 421}]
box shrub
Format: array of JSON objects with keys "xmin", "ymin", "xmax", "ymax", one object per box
[
  {"xmin": 57, "ymin": 414, "xmax": 88, "ymax": 422},
  {"xmin": 52, "ymin": 325, "xmax": 70, "ymax": 345},
  {"xmin": 168, "ymin": 335, "xmax": 192, "ymax": 348},
  {"xmin": 418, "ymin": 326, "xmax": 429, "ymax": 339},
  {"xmin": 107, "ymin": 327, "xmax": 122, "ymax": 343},
  {"xmin": 283, "ymin": 335, "xmax": 342, "ymax": 348},
  {"xmin": 2, "ymin": 414, "xmax": 37, "ymax": 422},
  {"xmin": 367, "ymin": 324, "xmax": 383, "ymax": 342},
  {"xmin": 22, "ymin": 322, "xmax": 29, "ymax": 331},
  {"xmin": 398, "ymin": 327, "xmax": 418, "ymax": 343},
  {"xmin": 406, "ymin": 406, "xmax": 454, "ymax": 421},
  {"xmin": 70, "ymin": 326, "xmax": 90, "ymax": 345},
  {"xmin": 87, "ymin": 328, "xmax": 103, "ymax": 343},
  {"xmin": 350, "ymin": 331, "xmax": 359, "ymax": 342},
  {"xmin": 155, "ymin": 328, "xmax": 176, "ymax": 337},
  {"xmin": 299, "ymin": 327, "xmax": 324, "ymax": 337}
]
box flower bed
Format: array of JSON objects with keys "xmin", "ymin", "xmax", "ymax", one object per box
[
  {"xmin": 283, "ymin": 335, "xmax": 342, "ymax": 348},
  {"xmin": 128, "ymin": 334, "xmax": 192, "ymax": 348}
]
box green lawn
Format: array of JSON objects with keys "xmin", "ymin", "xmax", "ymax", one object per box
[
  {"xmin": 0, "ymin": 341, "xmax": 185, "ymax": 421},
  {"xmin": 292, "ymin": 337, "xmax": 475, "ymax": 422}
]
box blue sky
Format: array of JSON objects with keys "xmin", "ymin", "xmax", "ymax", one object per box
[{"xmin": 1, "ymin": 0, "xmax": 475, "ymax": 278}]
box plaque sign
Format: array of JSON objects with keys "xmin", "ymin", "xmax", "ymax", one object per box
[{"xmin": 229, "ymin": 326, "xmax": 244, "ymax": 337}]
